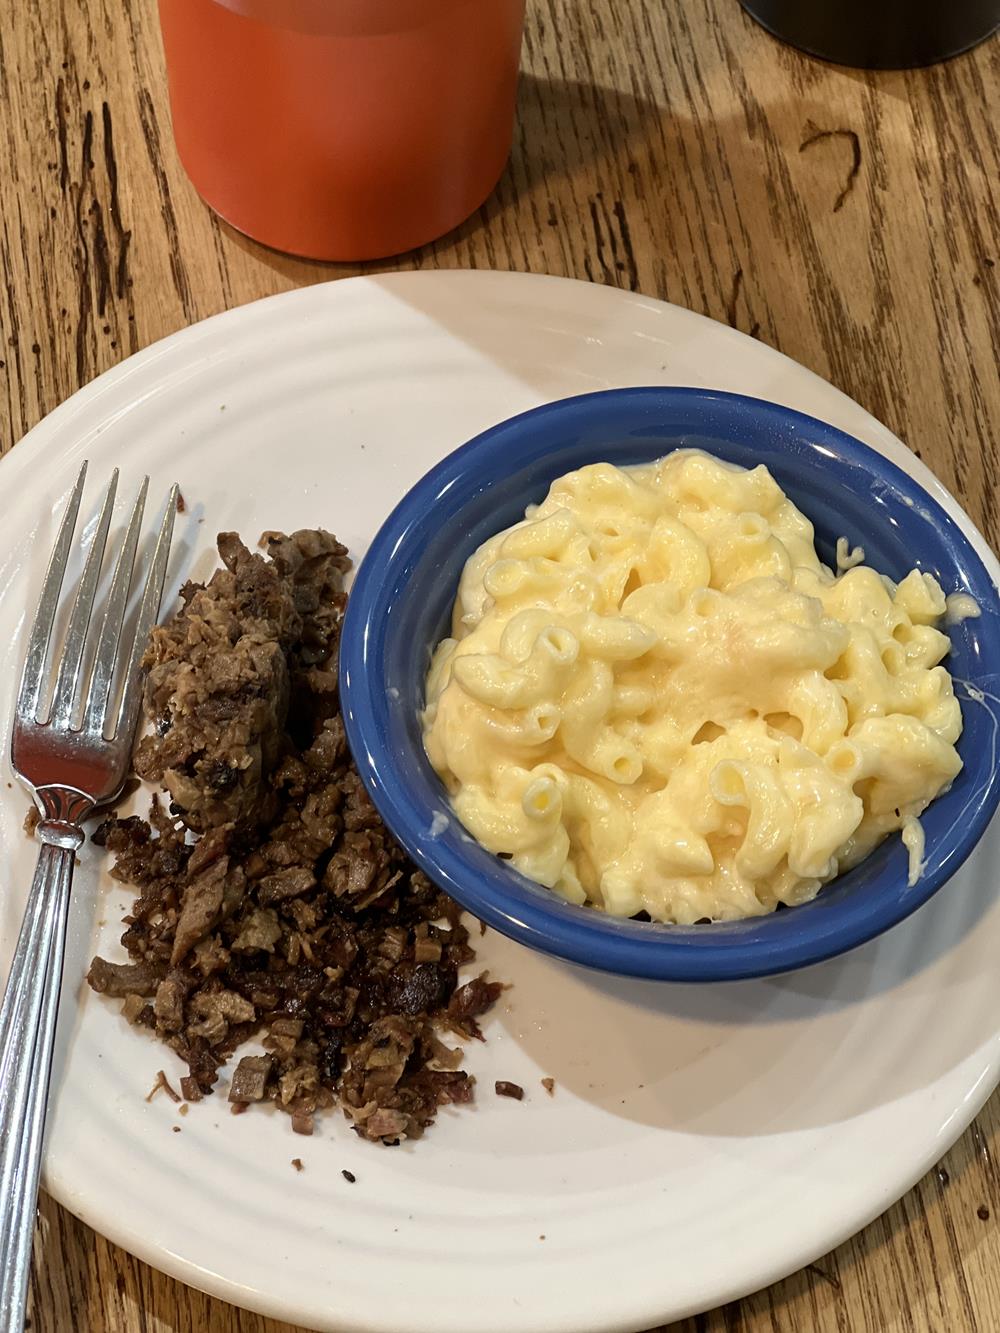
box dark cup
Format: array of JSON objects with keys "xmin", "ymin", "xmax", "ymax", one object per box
[{"xmin": 740, "ymin": 0, "xmax": 999, "ymax": 68}]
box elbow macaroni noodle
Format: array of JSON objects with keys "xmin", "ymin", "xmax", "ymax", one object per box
[{"xmin": 421, "ymin": 451, "xmax": 966, "ymax": 924}]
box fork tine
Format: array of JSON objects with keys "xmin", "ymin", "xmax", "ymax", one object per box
[
  {"xmin": 49, "ymin": 469, "xmax": 119, "ymax": 728},
  {"xmin": 82, "ymin": 478, "xmax": 149, "ymax": 737},
  {"xmin": 110, "ymin": 484, "xmax": 178, "ymax": 743},
  {"xmin": 16, "ymin": 462, "xmax": 88, "ymax": 724}
]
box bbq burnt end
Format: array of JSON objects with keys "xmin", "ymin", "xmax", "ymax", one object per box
[
  {"xmin": 133, "ymin": 530, "xmax": 350, "ymax": 831},
  {"xmin": 87, "ymin": 529, "xmax": 502, "ymax": 1144}
]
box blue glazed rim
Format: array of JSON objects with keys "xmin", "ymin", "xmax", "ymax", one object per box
[{"xmin": 340, "ymin": 387, "xmax": 1000, "ymax": 981}]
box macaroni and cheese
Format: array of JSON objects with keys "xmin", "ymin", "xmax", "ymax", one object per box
[{"xmin": 422, "ymin": 450, "xmax": 965, "ymax": 924}]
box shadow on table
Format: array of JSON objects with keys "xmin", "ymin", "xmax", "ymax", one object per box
[
  {"xmin": 216, "ymin": 71, "xmax": 666, "ymax": 282},
  {"xmin": 221, "ymin": 62, "xmax": 932, "ymax": 448}
]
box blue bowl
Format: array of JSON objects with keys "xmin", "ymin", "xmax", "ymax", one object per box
[{"xmin": 340, "ymin": 388, "xmax": 1000, "ymax": 981}]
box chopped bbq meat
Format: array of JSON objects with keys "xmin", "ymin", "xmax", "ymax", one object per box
[
  {"xmin": 495, "ymin": 1081, "xmax": 524, "ymax": 1100},
  {"xmin": 87, "ymin": 529, "xmax": 503, "ymax": 1144},
  {"xmin": 179, "ymin": 1076, "xmax": 203, "ymax": 1103},
  {"xmin": 146, "ymin": 1070, "xmax": 181, "ymax": 1103},
  {"xmin": 121, "ymin": 994, "xmax": 148, "ymax": 1025},
  {"xmin": 153, "ymin": 972, "xmax": 189, "ymax": 1032},
  {"xmin": 88, "ymin": 958, "xmax": 161, "ymax": 998},
  {"xmin": 229, "ymin": 1055, "xmax": 274, "ymax": 1103},
  {"xmin": 446, "ymin": 973, "xmax": 505, "ymax": 1039}
]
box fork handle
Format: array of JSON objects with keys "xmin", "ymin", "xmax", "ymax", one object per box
[{"xmin": 0, "ymin": 826, "xmax": 80, "ymax": 1333}]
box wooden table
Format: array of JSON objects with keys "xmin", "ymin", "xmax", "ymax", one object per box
[{"xmin": 2, "ymin": 0, "xmax": 998, "ymax": 1329}]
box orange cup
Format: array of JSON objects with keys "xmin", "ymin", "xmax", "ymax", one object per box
[{"xmin": 157, "ymin": 0, "xmax": 526, "ymax": 261}]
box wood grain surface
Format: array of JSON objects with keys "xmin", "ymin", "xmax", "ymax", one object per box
[{"xmin": 2, "ymin": 0, "xmax": 999, "ymax": 1330}]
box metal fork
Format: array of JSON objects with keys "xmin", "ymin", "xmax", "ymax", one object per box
[{"xmin": 0, "ymin": 463, "xmax": 178, "ymax": 1333}]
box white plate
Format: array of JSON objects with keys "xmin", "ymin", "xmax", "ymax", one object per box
[{"xmin": 1, "ymin": 271, "xmax": 998, "ymax": 1333}]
